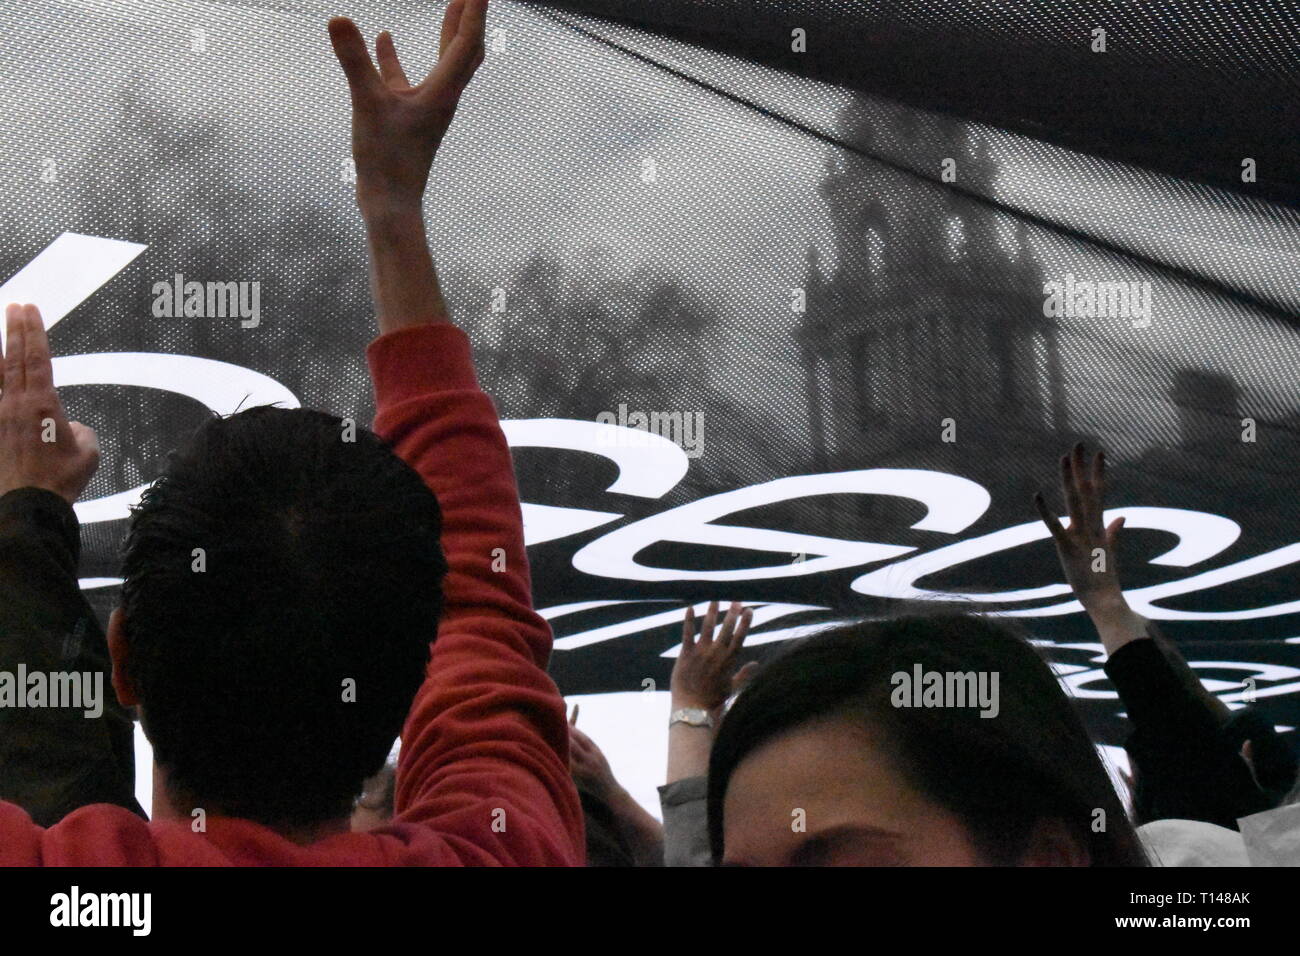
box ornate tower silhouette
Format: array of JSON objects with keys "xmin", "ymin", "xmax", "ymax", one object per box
[{"xmin": 796, "ymin": 107, "xmax": 1065, "ymax": 473}]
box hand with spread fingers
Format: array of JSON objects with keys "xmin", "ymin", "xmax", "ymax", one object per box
[
  {"xmin": 671, "ymin": 600, "xmax": 755, "ymax": 716},
  {"xmin": 0, "ymin": 303, "xmax": 100, "ymax": 504},
  {"xmin": 328, "ymin": 0, "xmax": 488, "ymax": 214},
  {"xmin": 1035, "ymin": 443, "xmax": 1145, "ymax": 653},
  {"xmin": 1034, "ymin": 443, "xmax": 1127, "ymax": 616}
]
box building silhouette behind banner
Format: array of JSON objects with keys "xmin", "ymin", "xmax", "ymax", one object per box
[{"xmin": 796, "ymin": 105, "xmax": 1066, "ymax": 525}]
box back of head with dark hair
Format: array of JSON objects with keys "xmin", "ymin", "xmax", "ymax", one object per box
[
  {"xmin": 121, "ymin": 406, "xmax": 446, "ymax": 829},
  {"xmin": 707, "ymin": 613, "xmax": 1149, "ymax": 866}
]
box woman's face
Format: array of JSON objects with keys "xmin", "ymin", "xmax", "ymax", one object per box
[{"xmin": 720, "ymin": 716, "xmax": 989, "ymax": 866}]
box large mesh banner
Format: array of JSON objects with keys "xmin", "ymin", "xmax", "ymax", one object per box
[{"xmin": 2, "ymin": 0, "xmax": 1296, "ymax": 812}]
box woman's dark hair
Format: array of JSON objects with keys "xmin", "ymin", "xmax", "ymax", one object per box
[{"xmin": 707, "ymin": 613, "xmax": 1149, "ymax": 866}]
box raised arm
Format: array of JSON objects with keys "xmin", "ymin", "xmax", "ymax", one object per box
[
  {"xmin": 330, "ymin": 2, "xmax": 584, "ymax": 864},
  {"xmin": 661, "ymin": 601, "xmax": 754, "ymax": 866},
  {"xmin": 667, "ymin": 601, "xmax": 754, "ymax": 785},
  {"xmin": 0, "ymin": 304, "xmax": 141, "ymax": 823},
  {"xmin": 1035, "ymin": 444, "xmax": 1274, "ymax": 828},
  {"xmin": 328, "ymin": 2, "xmax": 484, "ymax": 332},
  {"xmin": 1034, "ymin": 444, "xmax": 1225, "ymax": 711}
]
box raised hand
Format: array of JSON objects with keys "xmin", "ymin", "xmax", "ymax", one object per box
[
  {"xmin": 671, "ymin": 601, "xmax": 754, "ymax": 715},
  {"xmin": 0, "ymin": 304, "xmax": 100, "ymax": 504},
  {"xmin": 328, "ymin": 0, "xmax": 488, "ymax": 213},
  {"xmin": 1034, "ymin": 443, "xmax": 1126, "ymax": 615}
]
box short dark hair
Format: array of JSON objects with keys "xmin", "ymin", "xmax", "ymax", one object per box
[
  {"xmin": 707, "ymin": 613, "xmax": 1149, "ymax": 866},
  {"xmin": 121, "ymin": 406, "xmax": 446, "ymax": 828}
]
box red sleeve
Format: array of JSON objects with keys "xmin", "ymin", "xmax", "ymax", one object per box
[{"xmin": 367, "ymin": 323, "xmax": 584, "ymax": 866}]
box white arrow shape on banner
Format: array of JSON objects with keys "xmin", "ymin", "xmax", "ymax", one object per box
[
  {"xmin": 0, "ymin": 232, "xmax": 147, "ymax": 350},
  {"xmin": 55, "ymin": 352, "xmax": 301, "ymax": 524},
  {"xmin": 0, "ymin": 232, "xmax": 303, "ymax": 524}
]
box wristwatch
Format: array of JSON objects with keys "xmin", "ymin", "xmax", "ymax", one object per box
[{"xmin": 669, "ymin": 707, "xmax": 714, "ymax": 729}]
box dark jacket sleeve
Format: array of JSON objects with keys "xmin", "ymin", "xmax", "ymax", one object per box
[
  {"xmin": 1105, "ymin": 631, "xmax": 1273, "ymax": 831},
  {"xmin": 0, "ymin": 487, "xmax": 143, "ymax": 824}
]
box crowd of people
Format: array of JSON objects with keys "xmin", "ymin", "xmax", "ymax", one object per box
[{"xmin": 0, "ymin": 0, "xmax": 1295, "ymax": 867}]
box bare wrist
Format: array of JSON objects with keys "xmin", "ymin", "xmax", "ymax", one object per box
[
  {"xmin": 1084, "ymin": 591, "xmax": 1135, "ymax": 623},
  {"xmin": 1087, "ymin": 599, "xmax": 1148, "ymax": 654}
]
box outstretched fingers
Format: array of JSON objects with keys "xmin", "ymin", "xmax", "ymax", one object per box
[
  {"xmin": 328, "ymin": 17, "xmax": 384, "ymax": 101},
  {"xmin": 681, "ymin": 605, "xmax": 696, "ymax": 652},
  {"xmin": 439, "ymin": 0, "xmax": 468, "ymax": 56},
  {"xmin": 730, "ymin": 606, "xmax": 753, "ymax": 652},
  {"xmin": 1060, "ymin": 445, "xmax": 1085, "ymax": 529},
  {"xmin": 375, "ymin": 30, "xmax": 412, "ymax": 88},
  {"xmin": 1042, "ymin": 445, "xmax": 1117, "ymax": 547},
  {"xmin": 1104, "ymin": 514, "xmax": 1126, "ymax": 551},
  {"xmin": 699, "ymin": 600, "xmax": 719, "ymax": 646},
  {"xmin": 715, "ymin": 601, "xmax": 740, "ymax": 647},
  {"xmin": 718, "ymin": 602, "xmax": 752, "ymax": 652},
  {"xmin": 22, "ymin": 305, "xmax": 55, "ymax": 395},
  {"xmin": 424, "ymin": 0, "xmax": 487, "ymax": 94},
  {"xmin": 1034, "ymin": 490, "xmax": 1067, "ymax": 545},
  {"xmin": 1075, "ymin": 442, "xmax": 1105, "ymax": 531}
]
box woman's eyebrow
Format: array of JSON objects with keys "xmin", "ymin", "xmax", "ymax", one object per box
[{"xmin": 789, "ymin": 824, "xmax": 905, "ymax": 865}]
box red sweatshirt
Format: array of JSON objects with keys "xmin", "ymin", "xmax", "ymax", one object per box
[{"xmin": 0, "ymin": 323, "xmax": 585, "ymax": 865}]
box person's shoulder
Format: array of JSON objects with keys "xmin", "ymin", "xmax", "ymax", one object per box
[
  {"xmin": 0, "ymin": 800, "xmax": 158, "ymax": 865},
  {"xmin": 1237, "ymin": 801, "xmax": 1300, "ymax": 866},
  {"xmin": 1138, "ymin": 818, "xmax": 1251, "ymax": 866},
  {"xmin": 0, "ymin": 800, "xmax": 484, "ymax": 866}
]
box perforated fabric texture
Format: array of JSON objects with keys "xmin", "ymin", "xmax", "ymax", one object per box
[{"xmin": 1, "ymin": 1, "xmax": 1295, "ymax": 802}]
